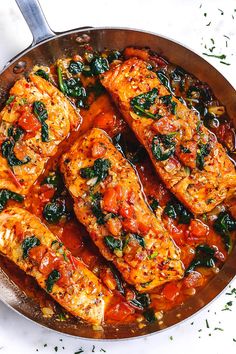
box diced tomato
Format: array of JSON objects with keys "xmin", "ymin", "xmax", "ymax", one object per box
[
  {"xmin": 14, "ymin": 222, "xmax": 25, "ymax": 241},
  {"xmin": 39, "ymin": 251, "xmax": 61, "ymax": 276},
  {"xmin": 189, "ymin": 219, "xmax": 209, "ymax": 238},
  {"xmin": 114, "ymin": 185, "xmax": 129, "ymax": 201},
  {"xmin": 138, "ymin": 221, "xmax": 150, "ymax": 235},
  {"xmin": 28, "ymin": 245, "xmax": 47, "ymax": 264},
  {"xmin": 91, "ymin": 142, "xmax": 107, "ymax": 158},
  {"xmin": 106, "ymin": 217, "xmax": 122, "ymax": 236},
  {"xmin": 122, "ymin": 218, "xmax": 138, "ymax": 233},
  {"xmin": 183, "ymin": 271, "xmax": 204, "ymax": 288},
  {"xmin": 162, "ymin": 282, "xmax": 180, "ymax": 301},
  {"xmin": 119, "ymin": 202, "xmax": 134, "ymax": 218},
  {"xmin": 39, "ymin": 185, "xmax": 55, "ymax": 204},
  {"xmin": 103, "ymin": 188, "xmax": 119, "ymax": 213},
  {"xmin": 57, "ymin": 263, "xmax": 73, "ymax": 287},
  {"xmin": 105, "ymin": 302, "xmax": 135, "ymax": 321},
  {"xmin": 18, "ymin": 111, "xmax": 41, "ymax": 132},
  {"xmin": 13, "ymin": 144, "xmax": 28, "ymax": 161}
]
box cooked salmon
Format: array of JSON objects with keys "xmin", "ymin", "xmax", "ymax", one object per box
[
  {"xmin": 0, "ymin": 207, "xmax": 106, "ymax": 325},
  {"xmin": 0, "ymin": 74, "xmax": 80, "ymax": 196},
  {"xmin": 100, "ymin": 57, "xmax": 236, "ymax": 214},
  {"xmin": 60, "ymin": 128, "xmax": 183, "ymax": 292}
]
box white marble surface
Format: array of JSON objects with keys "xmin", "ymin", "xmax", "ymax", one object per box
[{"xmin": 0, "ymin": 0, "xmax": 236, "ymax": 353}]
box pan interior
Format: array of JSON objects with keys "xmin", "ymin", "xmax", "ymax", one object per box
[{"xmin": 0, "ymin": 27, "xmax": 235, "ymax": 340}]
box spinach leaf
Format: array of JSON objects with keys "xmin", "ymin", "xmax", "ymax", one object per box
[
  {"xmin": 90, "ymin": 192, "xmax": 105, "ymax": 225},
  {"xmin": 6, "ymin": 95, "xmax": 15, "ymax": 105},
  {"xmin": 0, "ymin": 189, "xmax": 24, "ymax": 212},
  {"xmin": 107, "ymin": 50, "xmax": 121, "ymax": 63},
  {"xmin": 35, "ymin": 69, "xmax": 49, "ymax": 81},
  {"xmin": 164, "ymin": 198, "xmax": 193, "ymax": 224},
  {"xmin": 149, "ymin": 197, "xmax": 159, "ymax": 212},
  {"xmin": 152, "ymin": 134, "xmax": 176, "ymax": 161},
  {"xmin": 63, "ymin": 78, "xmax": 86, "ymax": 98},
  {"xmin": 214, "ymin": 212, "xmax": 236, "ymax": 252},
  {"xmin": 185, "ymin": 244, "xmax": 216, "ymax": 274},
  {"xmin": 143, "ymin": 308, "xmax": 157, "ymax": 323},
  {"xmin": 104, "ymin": 236, "xmax": 123, "ymax": 253},
  {"xmin": 41, "ymin": 171, "xmax": 62, "ymax": 189},
  {"xmin": 196, "ymin": 143, "xmax": 211, "ymax": 170},
  {"xmin": 33, "ymin": 101, "xmax": 49, "ymax": 142},
  {"xmin": 43, "ymin": 200, "xmax": 66, "ymax": 223},
  {"xmin": 8, "ymin": 126, "xmax": 24, "ymax": 142},
  {"xmin": 22, "ymin": 236, "xmax": 40, "ymax": 259},
  {"xmin": 110, "ymin": 264, "xmax": 125, "ymax": 294},
  {"xmin": 180, "ymin": 145, "xmax": 191, "ymax": 153},
  {"xmin": 160, "ymin": 95, "xmax": 177, "ymax": 115},
  {"xmin": 80, "ymin": 158, "xmax": 111, "ymax": 184},
  {"xmin": 130, "ymin": 88, "xmax": 160, "ymax": 119},
  {"xmin": 129, "ymin": 291, "xmax": 150, "ymax": 310},
  {"xmin": 156, "ymin": 71, "xmax": 172, "ymax": 92},
  {"xmin": 90, "ymin": 57, "xmax": 109, "ymax": 75},
  {"xmin": 1, "ymin": 139, "xmax": 31, "ymax": 166},
  {"xmin": 131, "ymin": 234, "xmax": 145, "ymax": 248},
  {"xmin": 68, "ymin": 60, "xmax": 84, "ymax": 74},
  {"xmin": 46, "ymin": 269, "xmax": 61, "ymax": 293}
]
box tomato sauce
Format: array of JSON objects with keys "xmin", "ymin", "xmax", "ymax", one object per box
[{"xmin": 0, "ymin": 46, "xmax": 235, "ymax": 327}]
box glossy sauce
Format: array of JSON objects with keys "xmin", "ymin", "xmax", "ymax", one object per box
[{"xmin": 1, "ymin": 47, "xmax": 235, "ymax": 326}]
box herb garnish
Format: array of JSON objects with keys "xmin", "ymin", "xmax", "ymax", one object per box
[
  {"xmin": 22, "ymin": 236, "xmax": 40, "ymax": 259},
  {"xmin": 80, "ymin": 158, "xmax": 111, "ymax": 184},
  {"xmin": 43, "ymin": 200, "xmax": 67, "ymax": 223},
  {"xmin": 160, "ymin": 95, "xmax": 177, "ymax": 115},
  {"xmin": 33, "ymin": 101, "xmax": 49, "ymax": 142},
  {"xmin": 104, "ymin": 236, "xmax": 123, "ymax": 254},
  {"xmin": 164, "ymin": 198, "xmax": 193, "ymax": 224},
  {"xmin": 152, "ymin": 134, "xmax": 176, "ymax": 161},
  {"xmin": 196, "ymin": 143, "xmax": 211, "ymax": 170},
  {"xmin": 35, "ymin": 69, "xmax": 49, "ymax": 81},
  {"xmin": 129, "ymin": 291, "xmax": 150, "ymax": 310},
  {"xmin": 130, "ymin": 88, "xmax": 160, "ymax": 119},
  {"xmin": 1, "ymin": 139, "xmax": 31, "ymax": 166},
  {"xmin": 0, "ymin": 189, "xmax": 24, "ymax": 212},
  {"xmin": 143, "ymin": 308, "xmax": 157, "ymax": 323},
  {"xmin": 68, "ymin": 60, "xmax": 84, "ymax": 74},
  {"xmin": 214, "ymin": 211, "xmax": 236, "ymax": 252},
  {"xmin": 46, "ymin": 269, "xmax": 61, "ymax": 293},
  {"xmin": 185, "ymin": 244, "xmax": 216, "ymax": 274},
  {"xmin": 90, "ymin": 192, "xmax": 105, "ymax": 225},
  {"xmin": 156, "ymin": 71, "xmax": 173, "ymax": 92},
  {"xmin": 149, "ymin": 197, "xmax": 159, "ymax": 212}
]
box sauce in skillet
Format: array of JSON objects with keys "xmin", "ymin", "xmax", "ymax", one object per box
[{"xmin": 0, "ymin": 46, "xmax": 235, "ymax": 327}]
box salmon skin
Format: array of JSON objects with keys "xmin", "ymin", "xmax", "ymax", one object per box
[
  {"xmin": 0, "ymin": 207, "xmax": 106, "ymax": 325},
  {"xmin": 60, "ymin": 128, "xmax": 183, "ymax": 292},
  {"xmin": 100, "ymin": 57, "xmax": 236, "ymax": 214},
  {"xmin": 0, "ymin": 74, "xmax": 80, "ymax": 196}
]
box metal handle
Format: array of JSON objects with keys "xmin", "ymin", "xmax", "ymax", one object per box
[{"xmin": 15, "ymin": 0, "xmax": 55, "ymax": 45}]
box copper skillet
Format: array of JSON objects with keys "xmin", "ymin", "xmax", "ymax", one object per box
[{"xmin": 0, "ymin": 0, "xmax": 236, "ymax": 341}]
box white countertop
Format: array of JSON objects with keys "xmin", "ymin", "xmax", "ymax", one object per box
[{"xmin": 0, "ymin": 0, "xmax": 236, "ymax": 353}]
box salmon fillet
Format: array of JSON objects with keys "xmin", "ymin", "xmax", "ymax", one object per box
[
  {"xmin": 0, "ymin": 207, "xmax": 106, "ymax": 325},
  {"xmin": 60, "ymin": 128, "xmax": 183, "ymax": 292},
  {"xmin": 100, "ymin": 58, "xmax": 236, "ymax": 214},
  {"xmin": 0, "ymin": 74, "xmax": 80, "ymax": 196}
]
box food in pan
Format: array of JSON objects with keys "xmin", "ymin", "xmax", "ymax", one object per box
[
  {"xmin": 0, "ymin": 46, "xmax": 235, "ymax": 328},
  {"xmin": 101, "ymin": 57, "xmax": 236, "ymax": 215},
  {"xmin": 0, "ymin": 74, "xmax": 80, "ymax": 196},
  {"xmin": 60, "ymin": 127, "xmax": 184, "ymax": 291},
  {"xmin": 0, "ymin": 207, "xmax": 106, "ymax": 325}
]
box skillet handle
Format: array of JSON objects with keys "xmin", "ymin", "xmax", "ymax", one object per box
[{"xmin": 15, "ymin": 0, "xmax": 55, "ymax": 45}]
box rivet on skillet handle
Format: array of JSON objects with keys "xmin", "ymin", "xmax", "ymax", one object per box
[{"xmin": 15, "ymin": 0, "xmax": 55, "ymax": 45}]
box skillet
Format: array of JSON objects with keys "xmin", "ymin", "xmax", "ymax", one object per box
[{"xmin": 0, "ymin": 0, "xmax": 235, "ymax": 340}]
